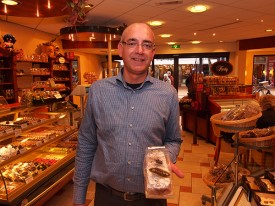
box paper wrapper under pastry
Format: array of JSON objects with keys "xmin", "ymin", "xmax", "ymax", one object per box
[{"xmin": 143, "ymin": 146, "xmax": 173, "ymax": 199}]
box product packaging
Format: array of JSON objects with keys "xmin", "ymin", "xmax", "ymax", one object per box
[{"xmin": 143, "ymin": 146, "xmax": 173, "ymax": 199}]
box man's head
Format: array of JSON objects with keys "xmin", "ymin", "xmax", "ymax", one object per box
[
  {"xmin": 118, "ymin": 23, "xmax": 155, "ymax": 83},
  {"xmin": 259, "ymin": 95, "xmax": 275, "ymax": 111}
]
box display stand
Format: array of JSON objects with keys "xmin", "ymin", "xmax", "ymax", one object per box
[
  {"xmin": 70, "ymin": 84, "xmax": 90, "ymax": 118},
  {"xmin": 201, "ymin": 111, "xmax": 262, "ymax": 205}
]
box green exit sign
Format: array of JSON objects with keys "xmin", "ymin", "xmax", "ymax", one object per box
[{"xmin": 171, "ymin": 44, "xmax": 180, "ymax": 49}]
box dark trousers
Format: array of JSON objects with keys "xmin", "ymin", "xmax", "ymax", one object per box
[{"xmin": 94, "ymin": 183, "xmax": 167, "ymax": 206}]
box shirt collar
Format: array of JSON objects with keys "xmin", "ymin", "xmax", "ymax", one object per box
[{"xmin": 115, "ymin": 68, "xmax": 154, "ymax": 89}]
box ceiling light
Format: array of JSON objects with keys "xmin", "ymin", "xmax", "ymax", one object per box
[
  {"xmin": 160, "ymin": 34, "xmax": 172, "ymax": 38},
  {"xmin": 147, "ymin": 21, "xmax": 164, "ymax": 26},
  {"xmin": 188, "ymin": 5, "xmax": 207, "ymax": 13},
  {"xmin": 265, "ymin": 29, "xmax": 273, "ymax": 32},
  {"xmin": 191, "ymin": 41, "xmax": 201, "ymax": 44},
  {"xmin": 1, "ymin": 0, "xmax": 20, "ymax": 5},
  {"xmin": 167, "ymin": 42, "xmax": 176, "ymax": 45}
]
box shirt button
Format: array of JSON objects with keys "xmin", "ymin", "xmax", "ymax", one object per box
[
  {"xmin": 128, "ymin": 161, "xmax": 131, "ymax": 165},
  {"xmin": 131, "ymin": 106, "xmax": 134, "ymax": 110},
  {"xmin": 129, "ymin": 124, "xmax": 133, "ymax": 128},
  {"xmin": 128, "ymin": 142, "xmax": 132, "ymax": 146},
  {"xmin": 127, "ymin": 178, "xmax": 130, "ymax": 181}
]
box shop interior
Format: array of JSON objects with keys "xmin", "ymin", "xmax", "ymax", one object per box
[{"xmin": 0, "ymin": 0, "xmax": 275, "ymax": 205}]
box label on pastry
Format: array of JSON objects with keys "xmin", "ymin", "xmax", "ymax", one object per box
[
  {"xmin": 25, "ymin": 176, "xmax": 33, "ymax": 184},
  {"xmin": 14, "ymin": 129, "xmax": 22, "ymax": 137}
]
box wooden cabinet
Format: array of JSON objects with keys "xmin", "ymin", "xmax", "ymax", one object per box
[
  {"xmin": 15, "ymin": 58, "xmax": 73, "ymax": 103},
  {"xmin": 0, "ymin": 52, "xmax": 18, "ymax": 104},
  {"xmin": 50, "ymin": 58, "xmax": 72, "ymax": 97},
  {"xmin": 16, "ymin": 60, "xmax": 51, "ymax": 96}
]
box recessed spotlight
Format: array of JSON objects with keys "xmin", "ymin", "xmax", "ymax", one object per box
[
  {"xmin": 188, "ymin": 5, "xmax": 208, "ymax": 13},
  {"xmin": 160, "ymin": 34, "xmax": 172, "ymax": 38},
  {"xmin": 265, "ymin": 29, "xmax": 273, "ymax": 32},
  {"xmin": 1, "ymin": 0, "xmax": 20, "ymax": 5},
  {"xmin": 212, "ymin": 33, "xmax": 216, "ymax": 36},
  {"xmin": 167, "ymin": 42, "xmax": 176, "ymax": 45},
  {"xmin": 219, "ymin": 40, "xmax": 223, "ymax": 43},
  {"xmin": 191, "ymin": 41, "xmax": 201, "ymax": 44},
  {"xmin": 147, "ymin": 21, "xmax": 164, "ymax": 26},
  {"xmin": 193, "ymin": 32, "xmax": 197, "ymax": 36}
]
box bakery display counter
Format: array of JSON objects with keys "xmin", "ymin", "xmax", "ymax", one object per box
[{"xmin": 0, "ymin": 105, "xmax": 78, "ymax": 205}]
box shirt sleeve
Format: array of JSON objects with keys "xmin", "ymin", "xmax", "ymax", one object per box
[
  {"xmin": 73, "ymin": 86, "xmax": 98, "ymax": 204},
  {"xmin": 164, "ymin": 88, "xmax": 183, "ymax": 163}
]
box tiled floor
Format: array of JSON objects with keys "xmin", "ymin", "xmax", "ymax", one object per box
[{"xmin": 44, "ymin": 131, "xmax": 239, "ymax": 206}]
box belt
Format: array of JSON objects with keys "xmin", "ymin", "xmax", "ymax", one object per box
[{"xmin": 100, "ymin": 184, "xmax": 145, "ymax": 201}]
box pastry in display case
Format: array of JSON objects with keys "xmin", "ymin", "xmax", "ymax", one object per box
[{"xmin": 0, "ymin": 105, "xmax": 78, "ymax": 205}]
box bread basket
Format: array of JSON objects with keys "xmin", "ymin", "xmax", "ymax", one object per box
[
  {"xmin": 210, "ymin": 111, "xmax": 262, "ymax": 136},
  {"xmin": 235, "ymin": 133, "xmax": 275, "ymax": 149}
]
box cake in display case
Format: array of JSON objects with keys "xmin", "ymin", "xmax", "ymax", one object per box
[{"xmin": 0, "ymin": 105, "xmax": 78, "ymax": 205}]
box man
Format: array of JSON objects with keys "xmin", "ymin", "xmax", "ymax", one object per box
[
  {"xmin": 167, "ymin": 71, "xmax": 174, "ymax": 86},
  {"xmin": 73, "ymin": 23, "xmax": 183, "ymax": 206}
]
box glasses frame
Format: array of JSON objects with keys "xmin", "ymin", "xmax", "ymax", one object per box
[{"xmin": 121, "ymin": 40, "xmax": 156, "ymax": 51}]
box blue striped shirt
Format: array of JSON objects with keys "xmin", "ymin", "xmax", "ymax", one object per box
[{"xmin": 73, "ymin": 69, "xmax": 182, "ymax": 204}]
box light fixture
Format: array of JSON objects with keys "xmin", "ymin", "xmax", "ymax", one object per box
[
  {"xmin": 147, "ymin": 21, "xmax": 164, "ymax": 26},
  {"xmin": 60, "ymin": 25, "xmax": 125, "ymax": 49},
  {"xmin": 265, "ymin": 29, "xmax": 273, "ymax": 32},
  {"xmin": 160, "ymin": 34, "xmax": 172, "ymax": 38},
  {"xmin": 167, "ymin": 42, "xmax": 176, "ymax": 45},
  {"xmin": 188, "ymin": 5, "xmax": 208, "ymax": 13},
  {"xmin": 1, "ymin": 0, "xmax": 20, "ymax": 5},
  {"xmin": 191, "ymin": 41, "xmax": 201, "ymax": 44}
]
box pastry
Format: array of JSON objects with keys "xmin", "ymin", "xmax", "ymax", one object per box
[{"xmin": 144, "ymin": 147, "xmax": 173, "ymax": 198}]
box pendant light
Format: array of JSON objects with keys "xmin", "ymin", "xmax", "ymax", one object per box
[{"xmin": 1, "ymin": 0, "xmax": 20, "ymax": 5}]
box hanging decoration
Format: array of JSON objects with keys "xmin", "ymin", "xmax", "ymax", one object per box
[{"xmin": 62, "ymin": 0, "xmax": 92, "ymax": 26}]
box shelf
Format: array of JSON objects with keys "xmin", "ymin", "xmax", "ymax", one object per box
[
  {"xmin": 0, "ymin": 67, "xmax": 12, "ymax": 70},
  {"xmin": 17, "ymin": 74, "xmax": 51, "ymax": 77},
  {"xmin": 0, "ymin": 82, "xmax": 14, "ymax": 85}
]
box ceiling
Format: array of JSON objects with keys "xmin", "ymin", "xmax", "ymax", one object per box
[{"xmin": 1, "ymin": 0, "xmax": 275, "ymax": 55}]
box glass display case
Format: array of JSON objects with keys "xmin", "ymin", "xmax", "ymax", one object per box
[{"xmin": 0, "ymin": 105, "xmax": 77, "ymax": 205}]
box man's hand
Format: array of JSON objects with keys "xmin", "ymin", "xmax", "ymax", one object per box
[{"xmin": 171, "ymin": 163, "xmax": 184, "ymax": 178}]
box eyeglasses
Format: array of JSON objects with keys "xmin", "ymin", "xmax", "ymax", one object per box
[{"xmin": 121, "ymin": 40, "xmax": 155, "ymax": 51}]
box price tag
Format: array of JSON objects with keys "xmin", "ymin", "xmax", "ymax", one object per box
[
  {"xmin": 25, "ymin": 176, "xmax": 33, "ymax": 184},
  {"xmin": 5, "ymin": 128, "xmax": 13, "ymax": 134},
  {"xmin": 21, "ymin": 123, "xmax": 27, "ymax": 129},
  {"xmin": 14, "ymin": 129, "xmax": 22, "ymax": 137},
  {"xmin": 54, "ymin": 93, "xmax": 62, "ymax": 99},
  {"xmin": 19, "ymin": 148, "xmax": 27, "ymax": 154}
]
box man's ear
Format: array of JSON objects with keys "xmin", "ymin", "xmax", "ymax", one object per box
[{"xmin": 118, "ymin": 43, "xmax": 123, "ymax": 57}]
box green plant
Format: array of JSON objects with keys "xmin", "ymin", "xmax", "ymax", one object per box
[{"xmin": 62, "ymin": 0, "xmax": 91, "ymax": 26}]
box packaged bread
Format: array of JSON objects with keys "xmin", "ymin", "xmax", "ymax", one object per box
[
  {"xmin": 144, "ymin": 146, "xmax": 173, "ymax": 199},
  {"xmin": 222, "ymin": 100, "xmax": 261, "ymax": 121}
]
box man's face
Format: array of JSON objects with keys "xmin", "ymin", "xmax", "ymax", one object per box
[{"xmin": 118, "ymin": 24, "xmax": 155, "ymax": 76}]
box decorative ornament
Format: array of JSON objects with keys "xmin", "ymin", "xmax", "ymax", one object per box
[
  {"xmin": 62, "ymin": 0, "xmax": 92, "ymax": 26},
  {"xmin": 2, "ymin": 34, "xmax": 16, "ymax": 51}
]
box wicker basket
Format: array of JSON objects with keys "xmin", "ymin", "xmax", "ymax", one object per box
[
  {"xmin": 210, "ymin": 111, "xmax": 262, "ymax": 136},
  {"xmin": 234, "ymin": 134, "xmax": 275, "ymax": 149}
]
